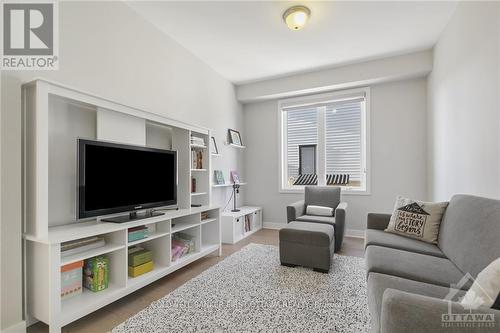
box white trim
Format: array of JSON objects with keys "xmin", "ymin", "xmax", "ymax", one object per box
[
  {"xmin": 277, "ymin": 87, "xmax": 371, "ymax": 195},
  {"xmin": 263, "ymin": 221, "xmax": 366, "ymax": 239},
  {"xmin": 1, "ymin": 321, "xmax": 26, "ymax": 333},
  {"xmin": 345, "ymin": 229, "xmax": 365, "ymax": 239},
  {"xmin": 263, "ymin": 222, "xmax": 285, "ymax": 230}
]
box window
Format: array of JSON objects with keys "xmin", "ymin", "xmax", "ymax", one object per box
[{"xmin": 279, "ymin": 88, "xmax": 370, "ymax": 193}]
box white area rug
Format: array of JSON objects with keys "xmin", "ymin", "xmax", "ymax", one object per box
[{"xmin": 112, "ymin": 243, "xmax": 370, "ymax": 332}]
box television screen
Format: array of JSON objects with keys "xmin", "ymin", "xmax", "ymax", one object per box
[{"xmin": 78, "ymin": 139, "xmax": 177, "ymax": 219}]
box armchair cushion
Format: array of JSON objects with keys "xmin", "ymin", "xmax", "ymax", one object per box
[
  {"xmin": 304, "ymin": 186, "xmax": 340, "ymax": 210},
  {"xmin": 306, "ymin": 205, "xmax": 334, "ymax": 217},
  {"xmin": 296, "ymin": 215, "xmax": 335, "ymax": 226}
]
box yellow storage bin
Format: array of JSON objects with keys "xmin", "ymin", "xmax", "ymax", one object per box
[{"xmin": 128, "ymin": 260, "xmax": 153, "ymax": 277}]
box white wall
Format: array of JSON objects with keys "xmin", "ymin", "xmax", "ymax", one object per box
[
  {"xmin": 0, "ymin": 1, "xmax": 243, "ymax": 330},
  {"xmin": 427, "ymin": 2, "xmax": 500, "ymax": 201},
  {"xmin": 243, "ymin": 78, "xmax": 428, "ymax": 231}
]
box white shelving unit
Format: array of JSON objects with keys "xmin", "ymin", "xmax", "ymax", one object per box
[
  {"xmin": 221, "ymin": 206, "xmax": 262, "ymax": 244},
  {"xmin": 22, "ymin": 79, "xmax": 221, "ymax": 333}
]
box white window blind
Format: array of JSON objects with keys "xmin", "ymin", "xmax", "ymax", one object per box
[
  {"xmin": 325, "ymin": 100, "xmax": 363, "ymax": 181},
  {"xmin": 285, "ymin": 107, "xmax": 317, "ymax": 180},
  {"xmin": 280, "ymin": 90, "xmax": 368, "ymax": 192}
]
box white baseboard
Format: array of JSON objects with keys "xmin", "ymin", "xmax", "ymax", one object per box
[
  {"xmin": 2, "ymin": 321, "xmax": 26, "ymax": 333},
  {"xmin": 263, "ymin": 221, "xmax": 365, "ymax": 239},
  {"xmin": 262, "ymin": 222, "xmax": 285, "ymax": 230},
  {"xmin": 345, "ymin": 229, "xmax": 365, "ymax": 239}
]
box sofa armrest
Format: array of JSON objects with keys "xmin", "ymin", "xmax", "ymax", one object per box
[
  {"xmin": 286, "ymin": 200, "xmax": 305, "ymax": 223},
  {"xmin": 367, "ymin": 213, "xmax": 391, "ymax": 230},
  {"xmin": 381, "ymin": 289, "xmax": 500, "ymax": 333}
]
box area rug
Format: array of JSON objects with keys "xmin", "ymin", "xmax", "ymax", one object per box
[{"xmin": 112, "ymin": 243, "xmax": 370, "ymax": 332}]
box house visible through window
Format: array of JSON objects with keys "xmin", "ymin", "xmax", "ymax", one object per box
[{"xmin": 279, "ymin": 89, "xmax": 369, "ymax": 193}]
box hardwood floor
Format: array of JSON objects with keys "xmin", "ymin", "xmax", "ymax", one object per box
[{"xmin": 28, "ymin": 230, "xmax": 364, "ymax": 333}]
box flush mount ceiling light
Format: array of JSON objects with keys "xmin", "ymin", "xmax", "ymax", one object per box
[{"xmin": 283, "ymin": 5, "xmax": 311, "ymax": 30}]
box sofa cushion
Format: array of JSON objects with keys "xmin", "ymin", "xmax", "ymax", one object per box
[
  {"xmin": 439, "ymin": 194, "xmax": 500, "ymax": 278},
  {"xmin": 368, "ymin": 272, "xmax": 465, "ymax": 333},
  {"xmin": 365, "ymin": 229, "xmax": 446, "ymax": 258},
  {"xmin": 280, "ymin": 221, "xmax": 334, "ymax": 247},
  {"xmin": 365, "ymin": 245, "xmax": 470, "ymax": 289},
  {"xmin": 385, "ymin": 196, "xmax": 448, "ymax": 244},
  {"xmin": 296, "ymin": 215, "xmax": 335, "ymax": 226}
]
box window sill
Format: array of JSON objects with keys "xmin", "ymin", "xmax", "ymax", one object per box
[{"xmin": 279, "ymin": 187, "xmax": 371, "ymax": 196}]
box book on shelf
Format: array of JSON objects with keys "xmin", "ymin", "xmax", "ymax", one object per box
[
  {"xmin": 61, "ymin": 236, "xmax": 106, "ymax": 257},
  {"xmin": 128, "ymin": 226, "xmax": 149, "ymax": 242},
  {"xmin": 190, "ymin": 136, "xmax": 205, "ymax": 146},
  {"xmin": 201, "ymin": 211, "xmax": 209, "ymax": 220},
  {"xmin": 191, "ymin": 150, "xmax": 203, "ymax": 169},
  {"xmin": 245, "ymin": 215, "xmax": 251, "ymax": 232}
]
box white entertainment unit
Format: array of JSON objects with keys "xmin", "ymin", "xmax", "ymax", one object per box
[{"xmin": 22, "ymin": 79, "xmax": 221, "ymax": 333}]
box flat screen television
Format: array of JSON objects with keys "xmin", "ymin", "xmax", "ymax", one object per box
[{"xmin": 78, "ymin": 139, "xmax": 177, "ymax": 221}]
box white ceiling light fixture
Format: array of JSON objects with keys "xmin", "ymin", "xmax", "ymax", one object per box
[{"xmin": 283, "ymin": 5, "xmax": 311, "ymax": 30}]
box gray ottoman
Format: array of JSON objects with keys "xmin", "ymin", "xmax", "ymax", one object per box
[{"xmin": 279, "ymin": 221, "xmax": 335, "ymax": 273}]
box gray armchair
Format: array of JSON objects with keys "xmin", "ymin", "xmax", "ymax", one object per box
[{"xmin": 286, "ymin": 186, "xmax": 347, "ymax": 252}]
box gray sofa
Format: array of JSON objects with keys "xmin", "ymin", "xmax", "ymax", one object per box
[
  {"xmin": 287, "ymin": 186, "xmax": 347, "ymax": 252},
  {"xmin": 365, "ymin": 194, "xmax": 500, "ymax": 333}
]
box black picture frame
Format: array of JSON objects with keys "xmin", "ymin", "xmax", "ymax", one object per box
[
  {"xmin": 228, "ymin": 129, "xmax": 243, "ymax": 146},
  {"xmin": 211, "ymin": 136, "xmax": 219, "ymax": 154}
]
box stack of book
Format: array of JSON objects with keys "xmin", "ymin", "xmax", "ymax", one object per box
[
  {"xmin": 190, "ymin": 135, "xmax": 205, "ymax": 146},
  {"xmin": 191, "ymin": 150, "xmax": 203, "ymax": 169},
  {"xmin": 171, "ymin": 233, "xmax": 196, "ymax": 262},
  {"xmin": 245, "ymin": 215, "xmax": 251, "ymax": 233},
  {"xmin": 61, "ymin": 236, "xmax": 105, "ymax": 258},
  {"xmin": 61, "ymin": 260, "xmax": 83, "ymax": 300},
  {"xmin": 128, "ymin": 246, "xmax": 153, "ymax": 277},
  {"xmin": 128, "ymin": 226, "xmax": 149, "ymax": 242},
  {"xmin": 201, "ymin": 211, "xmax": 209, "ymax": 221}
]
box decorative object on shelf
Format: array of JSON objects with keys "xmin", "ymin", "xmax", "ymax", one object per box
[
  {"xmin": 61, "ymin": 260, "xmax": 83, "ymax": 300},
  {"xmin": 83, "ymin": 256, "xmax": 109, "ymax": 292},
  {"xmin": 128, "ymin": 246, "xmax": 154, "ymax": 277},
  {"xmin": 171, "ymin": 233, "xmax": 196, "ymax": 262},
  {"xmin": 230, "ymin": 170, "xmax": 240, "ymax": 184},
  {"xmin": 190, "ymin": 135, "xmax": 205, "ymax": 147},
  {"xmin": 232, "ymin": 183, "xmax": 241, "ymax": 213},
  {"xmin": 191, "ymin": 177, "xmax": 197, "ymax": 193},
  {"xmin": 61, "ymin": 236, "xmax": 105, "ymax": 257},
  {"xmin": 128, "ymin": 246, "xmax": 153, "ymax": 267},
  {"xmin": 128, "ymin": 226, "xmax": 149, "ymax": 242},
  {"xmin": 191, "ymin": 150, "xmax": 203, "ymax": 169},
  {"xmin": 201, "ymin": 211, "xmax": 210, "ymax": 220},
  {"xmin": 211, "ymin": 136, "xmax": 219, "ymax": 155},
  {"xmin": 214, "ymin": 170, "xmax": 225, "ymax": 185},
  {"xmin": 228, "ymin": 129, "xmax": 243, "ymax": 146}
]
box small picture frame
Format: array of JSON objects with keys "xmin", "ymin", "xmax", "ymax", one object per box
[
  {"xmin": 211, "ymin": 137, "xmax": 219, "ymax": 155},
  {"xmin": 230, "ymin": 170, "xmax": 240, "ymax": 184},
  {"xmin": 214, "ymin": 170, "xmax": 225, "ymax": 185},
  {"xmin": 228, "ymin": 129, "xmax": 242, "ymax": 146}
]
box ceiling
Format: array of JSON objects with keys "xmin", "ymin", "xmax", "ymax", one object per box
[{"xmin": 128, "ymin": 1, "xmax": 457, "ymax": 84}]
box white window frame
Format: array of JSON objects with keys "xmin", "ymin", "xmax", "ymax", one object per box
[{"xmin": 278, "ymin": 87, "xmax": 371, "ymax": 195}]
